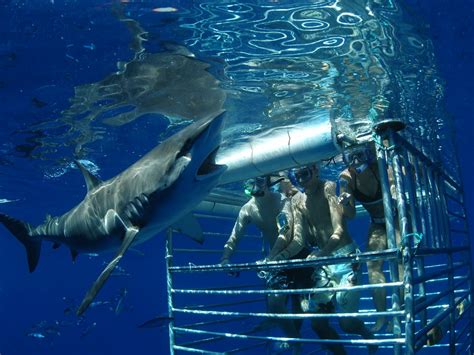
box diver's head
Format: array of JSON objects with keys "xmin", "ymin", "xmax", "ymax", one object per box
[
  {"xmin": 288, "ymin": 164, "xmax": 319, "ymax": 192},
  {"xmin": 277, "ymin": 172, "xmax": 299, "ymax": 197},
  {"xmin": 343, "ymin": 144, "xmax": 375, "ymax": 173},
  {"xmin": 244, "ymin": 175, "xmax": 282, "ymax": 197},
  {"xmin": 244, "ymin": 175, "xmax": 284, "ymax": 197}
]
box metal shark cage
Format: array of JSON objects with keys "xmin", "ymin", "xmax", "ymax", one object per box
[{"xmin": 164, "ymin": 116, "xmax": 472, "ymax": 354}]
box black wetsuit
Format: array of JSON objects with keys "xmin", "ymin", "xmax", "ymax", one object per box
[
  {"xmin": 265, "ymin": 248, "xmax": 313, "ymax": 290},
  {"xmin": 351, "ymin": 166, "xmax": 385, "ymax": 224}
]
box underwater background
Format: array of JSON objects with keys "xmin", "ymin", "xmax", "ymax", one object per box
[{"xmin": 0, "ymin": 0, "xmax": 473, "ymax": 354}]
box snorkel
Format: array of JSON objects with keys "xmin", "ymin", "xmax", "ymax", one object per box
[
  {"xmin": 343, "ymin": 145, "xmax": 374, "ymax": 174},
  {"xmin": 288, "ymin": 166, "xmax": 314, "ymax": 192}
]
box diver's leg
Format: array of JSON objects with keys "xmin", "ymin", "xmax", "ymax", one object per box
[
  {"xmin": 267, "ymin": 293, "xmax": 301, "ymax": 354},
  {"xmin": 311, "ymin": 317, "xmax": 346, "ymax": 355},
  {"xmin": 337, "ymin": 269, "xmax": 377, "ymax": 354},
  {"xmin": 367, "ymin": 223, "xmax": 388, "ymax": 332},
  {"xmin": 339, "ymin": 317, "xmax": 377, "ymax": 354},
  {"xmin": 267, "ymin": 294, "xmax": 299, "ymax": 337}
]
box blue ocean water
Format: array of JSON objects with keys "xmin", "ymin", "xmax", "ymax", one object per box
[{"xmin": 0, "ymin": 1, "xmax": 472, "ymax": 354}]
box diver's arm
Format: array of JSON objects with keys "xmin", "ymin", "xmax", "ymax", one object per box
[
  {"xmin": 315, "ymin": 182, "xmax": 345, "ymax": 257},
  {"xmin": 271, "ymin": 195, "xmax": 306, "ymax": 261},
  {"xmin": 221, "ymin": 205, "xmax": 250, "ymax": 263},
  {"xmin": 337, "ymin": 170, "xmax": 356, "ymax": 219},
  {"xmin": 267, "ymin": 199, "xmax": 293, "ymax": 260}
]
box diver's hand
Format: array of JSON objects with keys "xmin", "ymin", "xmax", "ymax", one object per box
[
  {"xmin": 307, "ymin": 251, "xmax": 320, "ymax": 260},
  {"xmin": 220, "ymin": 259, "xmax": 240, "ymax": 278},
  {"xmin": 337, "ymin": 192, "xmax": 352, "ymax": 206}
]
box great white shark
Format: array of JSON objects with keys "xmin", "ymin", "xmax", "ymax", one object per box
[{"xmin": 0, "ymin": 111, "xmax": 227, "ymax": 315}]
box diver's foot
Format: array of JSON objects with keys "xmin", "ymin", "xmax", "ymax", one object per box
[
  {"xmin": 271, "ymin": 341, "xmax": 301, "ymax": 354},
  {"xmin": 426, "ymin": 326, "xmax": 443, "ymax": 346},
  {"xmin": 370, "ymin": 317, "xmax": 386, "ymax": 333},
  {"xmin": 366, "ymin": 333, "xmax": 379, "ymax": 354}
]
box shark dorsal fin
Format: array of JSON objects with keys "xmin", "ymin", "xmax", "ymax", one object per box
[{"xmin": 74, "ymin": 160, "xmax": 102, "ymax": 192}]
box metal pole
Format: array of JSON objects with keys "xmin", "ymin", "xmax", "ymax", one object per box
[
  {"xmin": 389, "ymin": 131, "xmax": 414, "ymax": 355},
  {"xmin": 373, "ymin": 122, "xmax": 403, "ymax": 354},
  {"xmin": 437, "ymin": 173, "xmax": 457, "ymax": 352},
  {"xmin": 215, "ymin": 111, "xmax": 338, "ymax": 184},
  {"xmin": 402, "ymin": 149, "xmax": 428, "ymax": 335},
  {"xmin": 166, "ymin": 228, "xmax": 176, "ymax": 355},
  {"xmin": 427, "ymin": 169, "xmax": 442, "ymax": 248}
]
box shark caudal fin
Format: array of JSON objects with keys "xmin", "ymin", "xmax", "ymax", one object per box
[{"xmin": 0, "ymin": 213, "xmax": 42, "ymax": 272}]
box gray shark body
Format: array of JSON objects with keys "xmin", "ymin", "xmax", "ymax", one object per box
[{"xmin": 0, "ymin": 111, "xmax": 226, "ymax": 314}]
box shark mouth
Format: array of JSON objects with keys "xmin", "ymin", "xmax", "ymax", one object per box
[{"xmin": 197, "ymin": 147, "xmax": 225, "ymax": 179}]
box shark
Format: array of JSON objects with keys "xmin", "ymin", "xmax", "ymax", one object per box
[{"xmin": 0, "ymin": 111, "xmax": 227, "ymax": 315}]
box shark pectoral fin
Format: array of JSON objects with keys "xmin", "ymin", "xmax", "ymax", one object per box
[
  {"xmin": 74, "ymin": 160, "xmax": 102, "ymax": 192},
  {"xmin": 172, "ymin": 214, "xmax": 204, "ymax": 244},
  {"xmin": 76, "ymin": 226, "xmax": 139, "ymax": 316}
]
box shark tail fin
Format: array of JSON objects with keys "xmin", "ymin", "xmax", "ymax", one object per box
[{"xmin": 0, "ymin": 213, "xmax": 41, "ymax": 272}]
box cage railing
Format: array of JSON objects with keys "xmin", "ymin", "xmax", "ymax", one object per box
[{"xmin": 163, "ymin": 119, "xmax": 472, "ymax": 354}]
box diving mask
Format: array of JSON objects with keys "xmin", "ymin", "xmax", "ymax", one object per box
[
  {"xmin": 343, "ymin": 146, "xmax": 373, "ymax": 173},
  {"xmin": 244, "ymin": 176, "xmax": 284, "ymax": 197},
  {"xmin": 288, "ymin": 167, "xmax": 313, "ymax": 192}
]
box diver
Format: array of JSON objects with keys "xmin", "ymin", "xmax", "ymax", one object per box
[
  {"xmin": 274, "ymin": 164, "xmax": 375, "ymax": 355},
  {"xmin": 337, "ymin": 142, "xmax": 398, "ymax": 332},
  {"xmin": 265, "ymin": 174, "xmax": 313, "ymax": 338},
  {"xmin": 220, "ymin": 175, "xmax": 303, "ymax": 351}
]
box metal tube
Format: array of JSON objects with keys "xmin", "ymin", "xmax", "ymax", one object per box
[
  {"xmin": 173, "ymin": 326, "xmax": 405, "ymax": 345},
  {"xmin": 173, "ymin": 248, "xmax": 261, "ymax": 254},
  {"xmin": 436, "ymin": 173, "xmax": 457, "ymax": 352},
  {"xmin": 172, "ymin": 307, "xmax": 404, "ymax": 319},
  {"xmin": 415, "ymin": 246, "xmax": 470, "ymax": 256},
  {"xmin": 413, "ymin": 261, "xmax": 469, "ymax": 284},
  {"xmin": 427, "ymin": 169, "xmax": 442, "ymax": 248},
  {"xmin": 170, "ymin": 248, "xmax": 399, "ymax": 273},
  {"xmin": 415, "ymin": 293, "xmax": 470, "ymax": 350},
  {"xmin": 412, "ymin": 156, "xmax": 428, "ymax": 248},
  {"xmin": 447, "ymin": 211, "xmax": 467, "ymax": 221},
  {"xmin": 374, "ymin": 130, "xmax": 402, "ymax": 347},
  {"xmin": 395, "ymin": 134, "xmax": 461, "ymax": 190},
  {"xmin": 173, "ymin": 345, "xmax": 224, "ymax": 354},
  {"xmin": 418, "ymin": 160, "xmax": 435, "ymax": 248},
  {"xmin": 184, "ymin": 298, "xmax": 265, "ymax": 310},
  {"xmin": 166, "ymin": 229, "xmax": 176, "ymax": 355},
  {"xmin": 215, "ymin": 110, "xmax": 338, "ymax": 184},
  {"xmin": 415, "ymin": 278, "xmax": 468, "ymax": 314},
  {"xmin": 195, "ymin": 190, "xmax": 248, "ymax": 218},
  {"xmin": 173, "ymin": 281, "xmax": 403, "ymax": 296},
  {"xmin": 390, "ymin": 131, "xmax": 414, "ymax": 355},
  {"xmin": 181, "ymin": 316, "xmax": 251, "ymax": 329},
  {"xmin": 402, "ymin": 149, "xmax": 428, "ymax": 333}
]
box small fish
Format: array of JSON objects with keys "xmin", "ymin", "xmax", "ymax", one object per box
[
  {"xmin": 114, "ymin": 288, "xmax": 128, "ymax": 315},
  {"xmin": 110, "ymin": 271, "xmax": 131, "ymax": 277},
  {"xmin": 27, "ymin": 332, "xmax": 46, "ymax": 339},
  {"xmin": 138, "ymin": 314, "xmax": 173, "ymax": 329},
  {"xmin": 151, "ymin": 7, "xmax": 178, "ymax": 13},
  {"xmin": 31, "ymin": 97, "xmax": 47, "ymax": 108},
  {"xmin": 80, "ymin": 322, "xmax": 97, "ymax": 339},
  {"xmin": 89, "ymin": 300, "xmax": 110, "ymax": 308}
]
